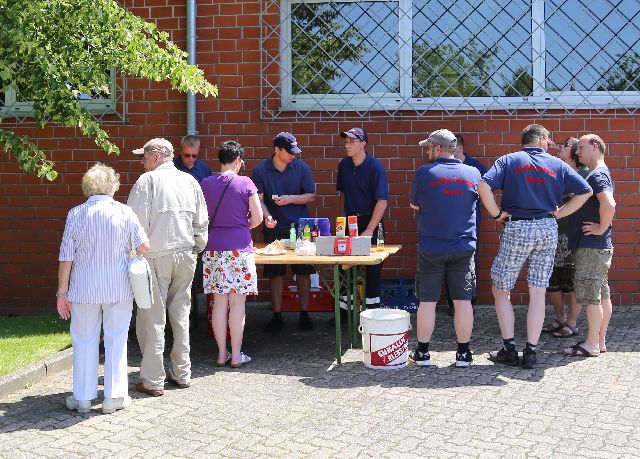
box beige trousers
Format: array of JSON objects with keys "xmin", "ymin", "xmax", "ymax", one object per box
[{"xmin": 136, "ymin": 250, "xmax": 196, "ymax": 390}]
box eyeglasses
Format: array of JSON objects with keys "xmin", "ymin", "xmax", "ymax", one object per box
[{"xmin": 182, "ymin": 153, "xmax": 198, "ymax": 159}]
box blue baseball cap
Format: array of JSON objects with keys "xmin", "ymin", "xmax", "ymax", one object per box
[
  {"xmin": 340, "ymin": 127, "xmax": 368, "ymax": 143},
  {"xmin": 273, "ymin": 132, "xmax": 302, "ymax": 154}
]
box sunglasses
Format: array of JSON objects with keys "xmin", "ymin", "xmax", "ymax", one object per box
[{"xmin": 182, "ymin": 153, "xmax": 198, "ymax": 159}]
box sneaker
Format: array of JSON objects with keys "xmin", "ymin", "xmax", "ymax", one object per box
[
  {"xmin": 65, "ymin": 396, "xmax": 91, "ymax": 414},
  {"xmin": 455, "ymin": 349, "xmax": 473, "ymax": 367},
  {"xmin": 408, "ymin": 349, "xmax": 431, "ymax": 366},
  {"xmin": 521, "ymin": 348, "xmax": 538, "ymax": 369},
  {"xmin": 264, "ymin": 314, "xmax": 284, "ymax": 334},
  {"xmin": 299, "ymin": 313, "xmax": 314, "ymax": 331},
  {"xmin": 488, "ymin": 347, "xmax": 519, "ymax": 366},
  {"xmin": 102, "ymin": 396, "xmax": 132, "ymax": 414},
  {"xmin": 230, "ymin": 353, "xmax": 252, "ymax": 368}
]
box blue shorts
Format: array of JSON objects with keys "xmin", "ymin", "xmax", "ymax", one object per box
[{"xmin": 491, "ymin": 218, "xmax": 558, "ymax": 290}]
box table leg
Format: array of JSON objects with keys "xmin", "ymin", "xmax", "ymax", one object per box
[
  {"xmin": 346, "ymin": 268, "xmax": 353, "ymax": 348},
  {"xmin": 333, "ymin": 265, "xmax": 341, "ymax": 364}
]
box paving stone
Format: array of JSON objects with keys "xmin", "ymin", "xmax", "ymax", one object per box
[{"xmin": 1, "ymin": 305, "xmax": 639, "ymax": 457}]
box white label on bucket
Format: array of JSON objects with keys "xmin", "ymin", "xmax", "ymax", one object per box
[{"xmin": 369, "ymin": 332, "xmax": 409, "ymax": 366}]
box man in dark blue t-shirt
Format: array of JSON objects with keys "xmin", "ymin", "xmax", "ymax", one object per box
[
  {"xmin": 251, "ymin": 132, "xmax": 317, "ymax": 333},
  {"xmin": 336, "ymin": 127, "xmax": 389, "ymax": 312},
  {"xmin": 563, "ymin": 134, "xmax": 616, "ymax": 359},
  {"xmin": 443, "ymin": 133, "xmax": 488, "ymax": 315},
  {"xmin": 173, "ymin": 135, "xmax": 212, "ymax": 183},
  {"xmin": 408, "ymin": 129, "xmax": 480, "ymax": 368},
  {"xmin": 479, "ymin": 124, "xmax": 592, "ymax": 369},
  {"xmin": 174, "ymin": 135, "xmax": 212, "ymax": 319}
]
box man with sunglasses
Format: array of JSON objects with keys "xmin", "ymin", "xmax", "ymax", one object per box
[
  {"xmin": 173, "ymin": 135, "xmax": 212, "ymax": 183},
  {"xmin": 173, "ymin": 135, "xmax": 212, "ymax": 325},
  {"xmin": 479, "ymin": 124, "xmax": 592, "ymax": 369},
  {"xmin": 251, "ymin": 132, "xmax": 317, "ymax": 333}
]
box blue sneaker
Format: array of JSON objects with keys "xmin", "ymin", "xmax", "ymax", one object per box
[{"xmin": 409, "ymin": 349, "xmax": 431, "ymax": 366}]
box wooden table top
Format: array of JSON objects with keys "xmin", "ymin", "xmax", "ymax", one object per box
[{"xmin": 253, "ymin": 243, "xmax": 401, "ymax": 266}]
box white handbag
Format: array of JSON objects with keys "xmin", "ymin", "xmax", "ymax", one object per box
[{"xmin": 128, "ymin": 230, "xmax": 153, "ymax": 309}]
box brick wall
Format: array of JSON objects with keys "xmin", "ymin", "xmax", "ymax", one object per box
[{"xmin": 1, "ymin": 0, "xmax": 638, "ymax": 313}]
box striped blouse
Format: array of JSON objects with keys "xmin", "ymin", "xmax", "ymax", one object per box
[{"xmin": 59, "ymin": 195, "xmax": 148, "ymax": 304}]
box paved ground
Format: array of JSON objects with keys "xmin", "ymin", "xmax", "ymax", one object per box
[{"xmin": 1, "ymin": 303, "xmax": 639, "ymax": 458}]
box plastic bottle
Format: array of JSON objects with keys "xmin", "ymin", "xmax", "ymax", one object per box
[
  {"xmin": 289, "ymin": 223, "xmax": 296, "ymax": 249},
  {"xmin": 311, "ymin": 219, "xmax": 319, "ymax": 241},
  {"xmin": 377, "ymin": 222, "xmax": 384, "ymax": 249},
  {"xmin": 303, "ymin": 220, "xmax": 311, "ymax": 241}
]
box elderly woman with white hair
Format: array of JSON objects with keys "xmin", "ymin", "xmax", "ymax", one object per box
[{"xmin": 56, "ymin": 163, "xmax": 149, "ymax": 414}]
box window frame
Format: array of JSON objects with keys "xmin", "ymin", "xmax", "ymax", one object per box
[
  {"xmin": 279, "ymin": 0, "xmax": 640, "ymax": 112},
  {"xmin": 0, "ymin": 69, "xmax": 118, "ymax": 118}
]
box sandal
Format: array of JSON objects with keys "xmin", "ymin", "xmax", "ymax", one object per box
[
  {"xmin": 216, "ymin": 352, "xmax": 232, "ymax": 367},
  {"xmin": 563, "ymin": 343, "xmax": 600, "ymax": 357},
  {"xmin": 542, "ymin": 320, "xmax": 565, "ymax": 333},
  {"xmin": 230, "ymin": 353, "xmax": 252, "ymax": 368},
  {"xmin": 553, "ymin": 324, "xmax": 578, "ymax": 338}
]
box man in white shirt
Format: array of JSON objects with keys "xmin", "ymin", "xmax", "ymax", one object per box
[{"xmin": 128, "ymin": 138, "xmax": 208, "ymax": 396}]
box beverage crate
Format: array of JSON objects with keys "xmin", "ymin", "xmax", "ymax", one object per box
[
  {"xmin": 281, "ymin": 283, "xmax": 335, "ymax": 312},
  {"xmin": 380, "ymin": 278, "xmax": 418, "ymax": 313}
]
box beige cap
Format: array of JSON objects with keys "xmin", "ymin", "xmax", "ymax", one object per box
[
  {"xmin": 132, "ymin": 138, "xmax": 174, "ymax": 155},
  {"xmin": 418, "ymin": 129, "xmax": 457, "ymax": 148}
]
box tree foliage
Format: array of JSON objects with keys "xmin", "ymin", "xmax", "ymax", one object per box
[
  {"xmin": 0, "ymin": 0, "xmax": 217, "ymax": 180},
  {"xmin": 412, "ymin": 41, "xmax": 497, "ymax": 98},
  {"xmin": 290, "ymin": 2, "xmax": 365, "ymax": 94}
]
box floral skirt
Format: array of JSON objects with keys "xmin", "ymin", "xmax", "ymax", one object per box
[{"xmin": 202, "ymin": 250, "xmax": 258, "ymax": 295}]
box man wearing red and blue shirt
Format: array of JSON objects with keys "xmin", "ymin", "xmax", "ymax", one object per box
[
  {"xmin": 479, "ymin": 124, "xmax": 592, "ymax": 369},
  {"xmin": 251, "ymin": 132, "xmax": 317, "ymax": 333},
  {"xmin": 336, "ymin": 127, "xmax": 389, "ymax": 311},
  {"xmin": 408, "ymin": 129, "xmax": 480, "ymax": 368},
  {"xmin": 443, "ymin": 133, "xmax": 487, "ymax": 315}
]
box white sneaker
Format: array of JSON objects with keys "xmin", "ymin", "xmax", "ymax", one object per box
[
  {"xmin": 65, "ymin": 396, "xmax": 91, "ymax": 414},
  {"xmin": 102, "ymin": 396, "xmax": 132, "ymax": 414},
  {"xmin": 230, "ymin": 353, "xmax": 252, "ymax": 368}
]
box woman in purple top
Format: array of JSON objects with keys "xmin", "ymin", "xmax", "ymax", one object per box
[{"xmin": 201, "ymin": 141, "xmax": 263, "ymax": 368}]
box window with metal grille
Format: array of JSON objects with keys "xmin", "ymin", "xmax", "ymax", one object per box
[
  {"xmin": 262, "ymin": 0, "xmax": 640, "ymax": 117},
  {"xmin": 1, "ymin": 70, "xmax": 121, "ymax": 122}
]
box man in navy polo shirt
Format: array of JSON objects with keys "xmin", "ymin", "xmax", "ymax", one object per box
[
  {"xmin": 563, "ymin": 134, "xmax": 616, "ymax": 358},
  {"xmin": 173, "ymin": 135, "xmax": 212, "ymax": 183},
  {"xmin": 173, "ymin": 135, "xmax": 212, "ymax": 324},
  {"xmin": 251, "ymin": 132, "xmax": 317, "ymax": 333},
  {"xmin": 443, "ymin": 133, "xmax": 488, "ymax": 315},
  {"xmin": 479, "ymin": 123, "xmax": 592, "ymax": 369},
  {"xmin": 334, "ymin": 127, "xmax": 389, "ymax": 317},
  {"xmin": 408, "ymin": 129, "xmax": 480, "ymax": 367}
]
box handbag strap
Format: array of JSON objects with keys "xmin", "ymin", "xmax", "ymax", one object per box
[{"xmin": 210, "ymin": 174, "xmax": 236, "ymax": 227}]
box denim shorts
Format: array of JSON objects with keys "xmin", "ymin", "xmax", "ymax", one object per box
[
  {"xmin": 416, "ymin": 250, "xmax": 475, "ymax": 302},
  {"xmin": 574, "ymin": 248, "xmax": 612, "ymax": 305},
  {"xmin": 491, "ymin": 218, "xmax": 558, "ymax": 291}
]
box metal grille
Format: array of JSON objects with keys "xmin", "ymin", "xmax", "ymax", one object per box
[
  {"xmin": 261, "ymin": 0, "xmax": 640, "ymax": 119},
  {"xmin": 0, "ymin": 72, "xmax": 126, "ymax": 125}
]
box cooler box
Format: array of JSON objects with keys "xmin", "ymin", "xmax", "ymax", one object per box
[
  {"xmin": 298, "ymin": 218, "xmax": 331, "ymax": 236},
  {"xmin": 282, "ymin": 283, "xmax": 334, "ymax": 312}
]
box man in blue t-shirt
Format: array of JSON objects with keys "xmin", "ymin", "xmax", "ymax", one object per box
[
  {"xmin": 563, "ymin": 134, "xmax": 616, "ymax": 359},
  {"xmin": 251, "ymin": 132, "xmax": 317, "ymax": 333},
  {"xmin": 173, "ymin": 135, "xmax": 212, "ymax": 320},
  {"xmin": 336, "ymin": 127, "xmax": 389, "ymax": 312},
  {"xmin": 443, "ymin": 133, "xmax": 488, "ymax": 315},
  {"xmin": 173, "ymin": 135, "xmax": 212, "ymax": 183},
  {"xmin": 479, "ymin": 124, "xmax": 592, "ymax": 369},
  {"xmin": 408, "ymin": 129, "xmax": 480, "ymax": 368}
]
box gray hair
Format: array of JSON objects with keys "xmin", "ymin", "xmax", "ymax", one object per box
[{"xmin": 81, "ymin": 163, "xmax": 120, "ymax": 197}]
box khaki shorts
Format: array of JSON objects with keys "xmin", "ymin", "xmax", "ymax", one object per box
[{"xmin": 574, "ymin": 248, "xmax": 613, "ymax": 305}]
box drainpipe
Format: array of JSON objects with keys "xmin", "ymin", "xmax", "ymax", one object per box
[{"xmin": 186, "ymin": 0, "xmax": 197, "ymax": 135}]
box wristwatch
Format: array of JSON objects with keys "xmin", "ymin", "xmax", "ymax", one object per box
[{"xmin": 55, "ymin": 291, "xmax": 67, "ymax": 298}]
